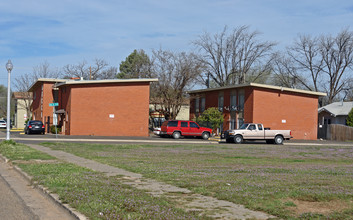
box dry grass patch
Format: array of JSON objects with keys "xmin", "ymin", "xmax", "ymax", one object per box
[{"xmin": 285, "ymin": 198, "xmax": 351, "ymax": 216}]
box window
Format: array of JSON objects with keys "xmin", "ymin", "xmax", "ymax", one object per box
[
  {"xmin": 230, "ymin": 113, "xmax": 236, "ymax": 130},
  {"xmin": 238, "ymin": 89, "xmax": 244, "ymax": 110},
  {"xmin": 200, "ymin": 97, "xmax": 205, "ymax": 112},
  {"xmin": 181, "ymin": 121, "xmax": 188, "ymax": 127},
  {"xmin": 258, "ymin": 124, "xmax": 263, "ymax": 130},
  {"xmin": 168, "ymin": 121, "xmax": 178, "ymax": 127},
  {"xmin": 230, "ymin": 91, "xmax": 237, "ymax": 111},
  {"xmin": 153, "ymin": 118, "xmax": 165, "ymax": 127},
  {"xmin": 190, "ymin": 122, "xmax": 199, "ymax": 128},
  {"xmin": 195, "ymin": 97, "xmax": 200, "ymax": 113},
  {"xmin": 218, "ymin": 93, "xmax": 224, "ymax": 112},
  {"xmin": 238, "ymin": 119, "xmax": 245, "ymax": 128},
  {"xmin": 248, "ymin": 124, "xmax": 256, "ymax": 130}
]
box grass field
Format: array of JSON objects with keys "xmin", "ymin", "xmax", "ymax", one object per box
[
  {"xmin": 41, "ymin": 142, "xmax": 353, "ymax": 219},
  {"xmin": 0, "ymin": 140, "xmax": 205, "ymax": 220},
  {"xmin": 1, "ymin": 140, "xmax": 352, "ymax": 219}
]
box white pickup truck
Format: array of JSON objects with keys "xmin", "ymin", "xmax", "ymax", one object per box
[{"xmin": 223, "ymin": 123, "xmax": 292, "ymax": 144}]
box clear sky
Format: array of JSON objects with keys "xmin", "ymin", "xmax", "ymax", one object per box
[{"xmin": 0, "ymin": 0, "xmax": 352, "ymax": 87}]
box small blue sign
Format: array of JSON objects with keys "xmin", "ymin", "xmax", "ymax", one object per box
[{"xmin": 49, "ymin": 103, "xmax": 59, "ymax": 107}]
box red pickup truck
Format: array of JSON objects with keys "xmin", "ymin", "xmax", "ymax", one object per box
[{"xmin": 159, "ymin": 120, "xmax": 212, "ymax": 139}]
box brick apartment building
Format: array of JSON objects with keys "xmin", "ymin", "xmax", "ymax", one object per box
[
  {"xmin": 29, "ymin": 78, "xmax": 158, "ymax": 136},
  {"xmin": 189, "ymin": 83, "xmax": 326, "ymax": 140}
]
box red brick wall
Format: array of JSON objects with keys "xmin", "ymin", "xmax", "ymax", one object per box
[
  {"xmin": 31, "ymin": 82, "xmax": 56, "ymax": 131},
  {"xmin": 31, "ymin": 86, "xmax": 41, "ymax": 120},
  {"xmin": 252, "ymin": 88, "xmax": 319, "ymax": 140},
  {"xmin": 66, "ymin": 82, "xmax": 151, "ymax": 136},
  {"xmin": 244, "ymin": 87, "xmax": 253, "ymax": 123},
  {"xmin": 189, "ymin": 86, "xmax": 320, "ymax": 140},
  {"xmin": 58, "ymin": 86, "xmax": 72, "ymax": 135}
]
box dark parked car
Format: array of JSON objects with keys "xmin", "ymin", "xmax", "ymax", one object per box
[{"xmin": 24, "ymin": 120, "xmax": 45, "ymax": 134}]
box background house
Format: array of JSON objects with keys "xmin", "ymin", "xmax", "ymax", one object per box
[
  {"xmin": 29, "ymin": 78, "xmax": 158, "ymax": 136},
  {"xmin": 12, "ymin": 92, "xmax": 32, "ymax": 129},
  {"xmin": 149, "ymin": 100, "xmax": 190, "ymax": 129},
  {"xmin": 189, "ymin": 83, "xmax": 326, "ymax": 140},
  {"xmin": 317, "ymin": 101, "xmax": 353, "ymax": 140},
  {"xmin": 318, "ymin": 101, "xmax": 353, "ymax": 125}
]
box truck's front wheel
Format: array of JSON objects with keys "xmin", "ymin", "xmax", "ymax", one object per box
[
  {"xmin": 274, "ymin": 135, "xmax": 284, "ymax": 145},
  {"xmin": 234, "ymin": 135, "xmax": 243, "ymax": 144}
]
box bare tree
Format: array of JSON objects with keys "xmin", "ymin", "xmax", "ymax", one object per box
[
  {"xmin": 283, "ymin": 29, "xmax": 353, "ymax": 104},
  {"xmin": 272, "ymin": 52, "xmax": 309, "ymax": 89},
  {"xmin": 32, "ymin": 61, "xmax": 61, "ymax": 79},
  {"xmin": 13, "ymin": 73, "xmax": 34, "ymax": 119},
  {"xmin": 193, "ymin": 25, "xmax": 276, "ymax": 87},
  {"xmin": 286, "ymin": 35, "xmax": 325, "ymax": 91},
  {"xmin": 100, "ymin": 67, "xmax": 118, "ymax": 79},
  {"xmin": 13, "ymin": 61, "xmax": 62, "ymax": 118},
  {"xmin": 63, "ymin": 58, "xmax": 116, "ymax": 80},
  {"xmin": 151, "ymin": 49, "xmax": 204, "ymax": 119},
  {"xmin": 320, "ymin": 29, "xmax": 353, "ymax": 103}
]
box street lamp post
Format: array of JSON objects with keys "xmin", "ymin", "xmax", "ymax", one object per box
[{"xmin": 6, "ymin": 60, "xmax": 13, "ymax": 140}]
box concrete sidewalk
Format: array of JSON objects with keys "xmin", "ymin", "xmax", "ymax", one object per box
[{"xmin": 26, "ymin": 143, "xmax": 273, "ymax": 220}]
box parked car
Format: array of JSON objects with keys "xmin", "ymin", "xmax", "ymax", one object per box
[
  {"xmin": 153, "ymin": 127, "xmax": 161, "ymax": 135},
  {"xmin": 24, "ymin": 120, "xmax": 45, "ymax": 134},
  {"xmin": 0, "ymin": 120, "xmax": 6, "ymax": 129},
  {"xmin": 223, "ymin": 123, "xmax": 292, "ymax": 144},
  {"xmin": 159, "ymin": 120, "xmax": 213, "ymax": 139}
]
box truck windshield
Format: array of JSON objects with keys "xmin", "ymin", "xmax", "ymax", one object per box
[{"xmin": 239, "ymin": 123, "xmax": 249, "ymax": 129}]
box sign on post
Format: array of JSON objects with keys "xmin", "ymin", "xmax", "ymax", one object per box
[{"xmin": 49, "ymin": 102, "xmax": 59, "ymax": 138}]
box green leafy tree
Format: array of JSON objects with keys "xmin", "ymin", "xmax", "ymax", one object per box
[
  {"xmin": 347, "ymin": 108, "xmax": 353, "ymax": 127},
  {"xmin": 197, "ymin": 107, "xmax": 224, "ymax": 132},
  {"xmin": 118, "ymin": 49, "xmax": 152, "ymax": 79}
]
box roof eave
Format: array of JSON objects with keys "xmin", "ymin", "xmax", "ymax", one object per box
[
  {"xmin": 55, "ymin": 78, "xmax": 159, "ymax": 87},
  {"xmin": 28, "ymin": 78, "xmax": 68, "ymax": 92},
  {"xmin": 188, "ymin": 83, "xmax": 327, "ymax": 97}
]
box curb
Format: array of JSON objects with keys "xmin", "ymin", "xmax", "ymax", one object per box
[
  {"xmin": 10, "ymin": 129, "xmax": 24, "ymax": 132},
  {"xmin": 208, "ymin": 136, "xmax": 221, "ymax": 142},
  {"xmin": 0, "ymin": 154, "xmax": 87, "ymax": 220}
]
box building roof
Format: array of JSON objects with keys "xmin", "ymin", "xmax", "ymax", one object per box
[
  {"xmin": 188, "ymin": 83, "xmax": 327, "ymax": 97},
  {"xmin": 12, "ymin": 92, "xmax": 32, "ymax": 99},
  {"xmin": 54, "ymin": 78, "xmax": 158, "ymax": 87},
  {"xmin": 318, "ymin": 101, "xmax": 353, "ymax": 117},
  {"xmin": 28, "ymin": 78, "xmax": 68, "ymax": 92},
  {"xmin": 28, "ymin": 78, "xmax": 158, "ymax": 92}
]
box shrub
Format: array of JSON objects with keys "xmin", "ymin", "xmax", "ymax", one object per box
[
  {"xmin": 347, "ymin": 108, "xmax": 353, "ymax": 127},
  {"xmin": 50, "ymin": 125, "xmax": 62, "ymax": 134},
  {"xmin": 197, "ymin": 107, "xmax": 224, "ymax": 132}
]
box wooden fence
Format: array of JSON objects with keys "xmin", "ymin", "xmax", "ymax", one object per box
[{"xmin": 328, "ymin": 124, "xmax": 353, "ymax": 141}]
